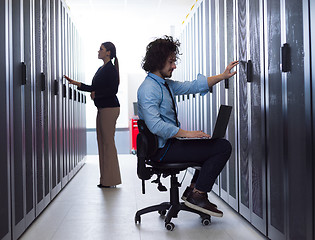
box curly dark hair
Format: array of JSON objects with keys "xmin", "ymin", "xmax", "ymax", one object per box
[{"xmin": 142, "ymin": 35, "xmax": 181, "ymax": 73}]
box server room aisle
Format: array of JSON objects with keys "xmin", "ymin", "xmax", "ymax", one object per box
[{"xmin": 20, "ymin": 155, "xmax": 267, "ymax": 240}]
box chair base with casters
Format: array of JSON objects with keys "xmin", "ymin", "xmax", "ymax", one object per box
[{"xmin": 135, "ymin": 141, "xmax": 212, "ymax": 231}]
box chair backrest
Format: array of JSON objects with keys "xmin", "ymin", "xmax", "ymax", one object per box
[
  {"xmin": 137, "ymin": 119, "xmax": 158, "ymax": 158},
  {"xmin": 136, "ymin": 120, "xmax": 158, "ymax": 180}
]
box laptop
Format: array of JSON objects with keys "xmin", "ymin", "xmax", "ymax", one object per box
[{"xmin": 177, "ymin": 105, "xmax": 232, "ymax": 140}]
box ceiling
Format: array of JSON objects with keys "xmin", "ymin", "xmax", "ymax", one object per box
[{"xmin": 65, "ymin": 0, "xmax": 197, "ymax": 29}]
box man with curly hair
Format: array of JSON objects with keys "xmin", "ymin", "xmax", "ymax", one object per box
[{"xmin": 137, "ymin": 35, "xmax": 238, "ymax": 217}]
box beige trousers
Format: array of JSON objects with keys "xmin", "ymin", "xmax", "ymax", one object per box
[{"xmin": 96, "ymin": 107, "xmax": 121, "ymax": 186}]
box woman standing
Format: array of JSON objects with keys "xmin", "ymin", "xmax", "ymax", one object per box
[{"xmin": 64, "ymin": 42, "xmax": 121, "ymax": 188}]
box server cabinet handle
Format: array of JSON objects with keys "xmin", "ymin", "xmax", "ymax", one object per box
[
  {"xmin": 193, "ymin": 94, "xmax": 195, "ymax": 98},
  {"xmin": 240, "ymin": 60, "xmax": 253, "ymax": 82},
  {"xmin": 74, "ymin": 89, "xmax": 77, "ymax": 101},
  {"xmin": 177, "ymin": 95, "xmax": 180, "ymax": 102},
  {"xmin": 84, "ymin": 95, "xmax": 86, "ymax": 104},
  {"xmin": 22, "ymin": 62, "xmax": 27, "ymax": 85},
  {"xmin": 247, "ymin": 60, "xmax": 253, "ymax": 82},
  {"xmin": 63, "ymin": 84, "xmax": 66, "ymax": 98},
  {"xmin": 69, "ymin": 87, "xmax": 72, "ymax": 100},
  {"xmin": 225, "ymin": 79, "xmax": 229, "ymax": 89},
  {"xmin": 78, "ymin": 92, "xmax": 81, "ymax": 102},
  {"xmin": 182, "ymin": 95, "xmax": 184, "ymax": 101},
  {"xmin": 281, "ymin": 43, "xmax": 291, "ymax": 72},
  {"xmin": 54, "ymin": 80, "xmax": 59, "ymax": 95},
  {"xmin": 209, "ymin": 86, "xmax": 213, "ymax": 93},
  {"xmin": 41, "ymin": 73, "xmax": 46, "ymax": 91}
]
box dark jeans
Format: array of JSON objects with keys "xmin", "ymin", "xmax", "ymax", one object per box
[{"xmin": 151, "ymin": 138, "xmax": 232, "ymax": 192}]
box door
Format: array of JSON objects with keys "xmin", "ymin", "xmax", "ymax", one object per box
[
  {"xmin": 265, "ymin": 0, "xmax": 313, "ymax": 239},
  {"xmin": 0, "ymin": 1, "xmax": 12, "ymax": 239},
  {"xmin": 50, "ymin": 0, "xmax": 62, "ymax": 199},
  {"xmin": 11, "ymin": 0, "xmax": 27, "ymax": 238},
  {"xmin": 218, "ymin": 0, "xmax": 238, "ymax": 211},
  {"xmin": 236, "ymin": 0, "xmax": 266, "ymax": 234}
]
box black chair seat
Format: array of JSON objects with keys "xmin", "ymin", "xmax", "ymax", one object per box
[{"xmin": 147, "ymin": 160, "xmax": 202, "ymax": 170}]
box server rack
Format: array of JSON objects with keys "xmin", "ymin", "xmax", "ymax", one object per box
[
  {"xmin": 177, "ymin": 0, "xmax": 314, "ymax": 239},
  {"xmin": 0, "ymin": 1, "xmax": 86, "ymax": 239}
]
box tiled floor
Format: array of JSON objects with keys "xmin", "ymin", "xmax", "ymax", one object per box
[{"xmin": 20, "ymin": 155, "xmax": 268, "ymax": 240}]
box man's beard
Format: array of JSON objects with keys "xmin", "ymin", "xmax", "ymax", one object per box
[{"xmin": 162, "ymin": 70, "xmax": 173, "ymax": 79}]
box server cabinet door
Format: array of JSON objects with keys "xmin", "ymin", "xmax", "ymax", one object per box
[
  {"xmin": 264, "ymin": 1, "xmax": 284, "ymax": 238},
  {"xmin": 50, "ymin": 0, "xmax": 61, "ymax": 199},
  {"xmin": 56, "ymin": 0, "xmax": 64, "ymax": 191},
  {"xmin": 265, "ymin": 0, "xmax": 313, "ymax": 239},
  {"xmin": 284, "ymin": 0, "xmax": 312, "ymax": 239},
  {"xmin": 209, "ymin": 0, "xmax": 219, "ymax": 194},
  {"xmin": 11, "ymin": 0, "xmax": 27, "ymax": 238},
  {"xmin": 42, "ymin": 0, "xmax": 52, "ymax": 207},
  {"xmin": 23, "ymin": 0, "xmax": 36, "ymax": 228},
  {"xmin": 61, "ymin": 4, "xmax": 69, "ymax": 186},
  {"xmin": 220, "ymin": 0, "xmax": 238, "ymax": 211},
  {"xmin": 237, "ymin": 0, "xmax": 266, "ymax": 234},
  {"xmin": 34, "ymin": 0, "xmax": 46, "ymax": 215},
  {"xmin": 0, "ymin": 1, "xmax": 11, "ymax": 239},
  {"xmin": 216, "ymin": 0, "xmax": 228, "ymax": 199}
]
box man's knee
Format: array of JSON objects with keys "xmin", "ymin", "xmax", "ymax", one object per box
[{"xmin": 217, "ymin": 138, "xmax": 232, "ymax": 156}]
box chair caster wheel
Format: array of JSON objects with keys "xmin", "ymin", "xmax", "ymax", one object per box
[
  {"xmin": 201, "ymin": 216, "xmax": 211, "ymax": 226},
  {"xmin": 158, "ymin": 210, "xmax": 167, "ymax": 216},
  {"xmin": 165, "ymin": 222, "xmax": 175, "ymax": 231},
  {"xmin": 135, "ymin": 215, "xmax": 141, "ymax": 224}
]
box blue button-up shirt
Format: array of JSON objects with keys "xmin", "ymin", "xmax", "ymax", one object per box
[{"xmin": 137, "ymin": 72, "xmax": 209, "ymax": 148}]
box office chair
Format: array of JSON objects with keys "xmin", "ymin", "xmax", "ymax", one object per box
[{"xmin": 134, "ymin": 119, "xmax": 211, "ymax": 231}]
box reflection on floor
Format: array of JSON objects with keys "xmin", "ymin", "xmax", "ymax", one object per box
[{"xmin": 20, "ymin": 155, "xmax": 268, "ymax": 240}]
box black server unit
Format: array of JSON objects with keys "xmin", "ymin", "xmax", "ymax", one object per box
[
  {"xmin": 56, "ymin": 0, "xmax": 64, "ymax": 193},
  {"xmin": 265, "ymin": 0, "xmax": 313, "ymax": 239},
  {"xmin": 209, "ymin": 0, "xmax": 220, "ymax": 194},
  {"xmin": 34, "ymin": 0, "xmax": 48, "ymax": 214},
  {"xmin": 11, "ymin": 0, "xmax": 27, "ymax": 238},
  {"xmin": 216, "ymin": 0, "xmax": 228, "ymax": 200},
  {"xmin": 23, "ymin": 0, "xmax": 36, "ymax": 229},
  {"xmin": 67, "ymin": 16, "xmax": 72, "ymax": 179},
  {"xmin": 220, "ymin": 0, "xmax": 238, "ymax": 211},
  {"xmin": 61, "ymin": 4, "xmax": 69, "ymax": 187},
  {"xmin": 0, "ymin": 1, "xmax": 11, "ymax": 239},
  {"xmin": 50, "ymin": 0, "xmax": 61, "ymax": 199},
  {"xmin": 41, "ymin": 0, "xmax": 52, "ymax": 209},
  {"xmin": 236, "ymin": 0, "xmax": 266, "ymax": 234}
]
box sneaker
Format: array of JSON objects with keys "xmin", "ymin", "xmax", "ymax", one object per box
[
  {"xmin": 185, "ymin": 191, "xmax": 223, "ymax": 217},
  {"xmin": 182, "ymin": 187, "xmax": 217, "ymax": 208},
  {"xmin": 97, "ymin": 184, "xmax": 116, "ymax": 188},
  {"xmin": 181, "ymin": 186, "xmax": 193, "ymax": 201}
]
